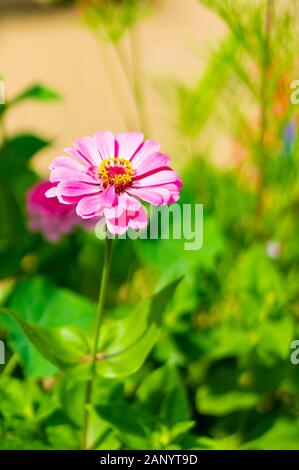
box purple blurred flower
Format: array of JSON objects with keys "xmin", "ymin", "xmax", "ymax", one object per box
[
  {"xmin": 26, "ymin": 181, "xmax": 98, "ymax": 242},
  {"xmin": 283, "ymin": 121, "xmax": 296, "ymax": 158}
]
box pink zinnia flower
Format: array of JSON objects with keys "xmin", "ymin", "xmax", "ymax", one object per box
[
  {"xmin": 27, "ymin": 181, "xmax": 97, "ymax": 242},
  {"xmin": 46, "ymin": 132, "xmax": 182, "ymax": 235}
]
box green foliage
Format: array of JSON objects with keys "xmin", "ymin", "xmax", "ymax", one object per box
[
  {"xmin": 95, "ymin": 365, "xmax": 196, "ymax": 450},
  {"xmin": 1, "ymin": 278, "xmax": 95, "ymax": 376},
  {"xmin": 0, "ymin": 82, "xmax": 59, "ymax": 280},
  {"xmin": 80, "ymin": 0, "xmax": 153, "ymax": 42},
  {"xmin": 9, "ymin": 84, "xmax": 61, "ymax": 107},
  {"xmin": 1, "ymin": 0, "xmax": 299, "ymax": 452},
  {"xmin": 1, "ymin": 276, "xmax": 181, "ymax": 380}
]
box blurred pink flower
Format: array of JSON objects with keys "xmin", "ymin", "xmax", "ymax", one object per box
[
  {"xmin": 46, "ymin": 132, "xmax": 182, "ymax": 235},
  {"xmin": 27, "ymin": 181, "xmax": 97, "ymax": 242}
]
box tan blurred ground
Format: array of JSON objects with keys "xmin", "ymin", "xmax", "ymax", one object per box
[{"xmin": 0, "ymin": 1, "xmax": 225, "ymax": 174}]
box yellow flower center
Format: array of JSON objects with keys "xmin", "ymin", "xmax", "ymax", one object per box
[{"xmin": 98, "ymin": 158, "xmax": 134, "ymax": 192}]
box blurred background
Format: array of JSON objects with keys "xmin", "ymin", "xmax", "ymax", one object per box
[
  {"xmin": 0, "ymin": 0, "xmax": 225, "ymax": 172},
  {"xmin": 1, "ymin": 0, "xmax": 299, "ymax": 452}
]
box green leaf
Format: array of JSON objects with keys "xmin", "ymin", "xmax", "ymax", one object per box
[
  {"xmin": 2, "ymin": 277, "xmax": 95, "ymax": 376},
  {"xmin": 196, "ymin": 386, "xmax": 259, "ymax": 416},
  {"xmin": 243, "ymin": 419, "xmax": 299, "ymax": 450},
  {"xmin": 0, "ymin": 134, "xmax": 50, "ymax": 177},
  {"xmin": 11, "ymin": 84, "xmax": 61, "ymax": 106},
  {"xmin": 137, "ymin": 365, "xmax": 191, "ymax": 426},
  {"xmin": 95, "ymin": 402, "xmax": 194, "ymax": 450},
  {"xmin": 169, "ymin": 421, "xmax": 196, "ymax": 441},
  {"xmin": 85, "ymin": 407, "xmax": 121, "ymax": 451},
  {"xmin": 0, "ymin": 133, "xmax": 49, "ymax": 161},
  {"xmin": 134, "ymin": 216, "xmax": 224, "ymax": 275},
  {"xmin": 96, "ymin": 277, "xmax": 183, "ymax": 378},
  {"xmin": 0, "ymin": 308, "xmax": 90, "ymax": 372},
  {"xmin": 257, "ymin": 316, "xmax": 294, "ymax": 360},
  {"xmin": 46, "ymin": 424, "xmax": 79, "ymax": 450},
  {"xmin": 0, "ymin": 375, "xmax": 57, "ymax": 440},
  {"xmin": 95, "ymin": 401, "xmax": 152, "ymax": 449}
]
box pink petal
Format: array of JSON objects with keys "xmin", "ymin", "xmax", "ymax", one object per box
[
  {"xmin": 129, "ymin": 184, "xmax": 181, "ymax": 206},
  {"xmin": 76, "ymin": 186, "xmax": 116, "ymax": 218},
  {"xmin": 129, "ymin": 206, "xmax": 148, "ymax": 230},
  {"xmin": 57, "ymin": 181, "xmax": 100, "ymax": 198},
  {"xmin": 115, "ymin": 132, "xmax": 144, "ymax": 160},
  {"xmin": 134, "ymin": 152, "xmax": 170, "ymax": 176},
  {"xmin": 128, "ymin": 187, "xmax": 166, "ymax": 205},
  {"xmin": 57, "ymin": 194, "xmax": 85, "ymax": 205},
  {"xmin": 118, "ymin": 192, "xmax": 141, "ymax": 211},
  {"xmin": 131, "ymin": 140, "xmax": 160, "ymax": 166},
  {"xmin": 106, "ymin": 211, "xmax": 130, "ymax": 235},
  {"xmin": 134, "ymin": 169, "xmax": 180, "ymax": 187},
  {"xmin": 161, "ymin": 183, "xmax": 182, "ymax": 202},
  {"xmin": 103, "ymin": 199, "xmax": 126, "ymax": 220},
  {"xmin": 50, "ymin": 168, "xmax": 97, "ymax": 184},
  {"xmin": 104, "ymin": 192, "xmax": 141, "ymax": 222},
  {"xmin": 66, "ymin": 136, "xmax": 101, "ymax": 167},
  {"xmin": 163, "ymin": 181, "xmax": 183, "ymax": 190},
  {"xmin": 45, "ymin": 186, "xmax": 58, "ymax": 198},
  {"xmin": 94, "ymin": 131, "xmax": 115, "ymax": 160},
  {"xmin": 50, "ymin": 156, "xmax": 84, "ymax": 171}
]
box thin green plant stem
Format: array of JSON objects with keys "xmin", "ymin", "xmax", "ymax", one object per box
[
  {"xmin": 2, "ymin": 353, "xmax": 20, "ymax": 376},
  {"xmin": 112, "ymin": 33, "xmax": 150, "ymax": 135},
  {"xmin": 97, "ymin": 38, "xmax": 135, "ymax": 130},
  {"xmin": 255, "ymin": 0, "xmax": 274, "ymax": 224},
  {"xmin": 114, "ymin": 39, "xmax": 133, "ymax": 88},
  {"xmin": 112, "ymin": 39, "xmax": 142, "ymax": 127},
  {"xmin": 81, "ymin": 236, "xmax": 114, "ymax": 450},
  {"xmin": 129, "ymin": 26, "xmax": 150, "ymax": 136}
]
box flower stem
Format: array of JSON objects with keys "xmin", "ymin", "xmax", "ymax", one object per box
[
  {"xmin": 112, "ymin": 31, "xmax": 150, "ymax": 135},
  {"xmin": 112, "ymin": 40, "xmax": 142, "ymax": 128},
  {"xmin": 97, "ymin": 38, "xmax": 135, "ymax": 130},
  {"xmin": 81, "ymin": 236, "xmax": 114, "ymax": 450},
  {"xmin": 129, "ymin": 26, "xmax": 150, "ymax": 137}
]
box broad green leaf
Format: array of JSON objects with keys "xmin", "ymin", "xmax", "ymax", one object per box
[
  {"xmin": 95, "ymin": 401, "xmax": 152, "ymax": 449},
  {"xmin": 137, "ymin": 365, "xmax": 191, "ymax": 426},
  {"xmin": 257, "ymin": 316, "xmax": 294, "ymax": 360},
  {"xmin": 59, "ymin": 375, "xmax": 122, "ymax": 427},
  {"xmin": 0, "ymin": 308, "xmax": 90, "ymax": 372},
  {"xmin": 46, "ymin": 424, "xmax": 79, "ymax": 450},
  {"xmin": 0, "ymin": 134, "xmax": 50, "ymax": 173},
  {"xmin": 134, "ymin": 217, "xmax": 224, "ymax": 275},
  {"xmin": 85, "ymin": 407, "xmax": 121, "ymax": 451},
  {"xmin": 1, "ymin": 277, "xmax": 95, "ymax": 376},
  {"xmin": 96, "ymin": 277, "xmax": 183, "ymax": 378},
  {"xmin": 96, "ymin": 325, "xmax": 158, "ymax": 378}
]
